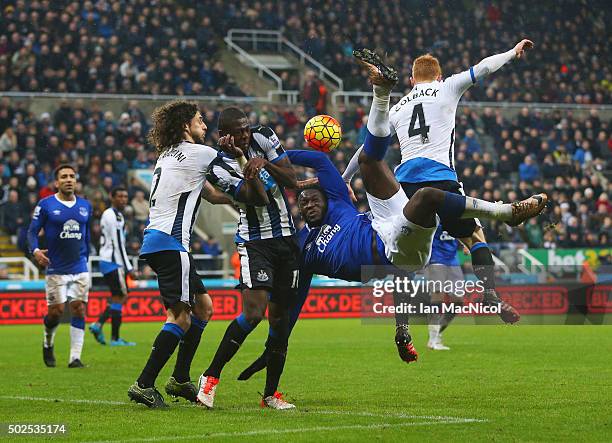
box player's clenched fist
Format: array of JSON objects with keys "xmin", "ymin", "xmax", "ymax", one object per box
[{"xmin": 514, "ymin": 39, "xmax": 534, "ymax": 58}]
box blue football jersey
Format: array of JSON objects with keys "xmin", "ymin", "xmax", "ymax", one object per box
[
  {"xmin": 27, "ymin": 195, "xmax": 91, "ymax": 275},
  {"xmin": 288, "ymin": 150, "xmax": 390, "ymax": 282},
  {"xmin": 429, "ymin": 226, "xmax": 459, "ymax": 266}
]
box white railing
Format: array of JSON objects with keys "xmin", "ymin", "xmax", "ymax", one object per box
[
  {"xmin": 226, "ymin": 29, "xmax": 344, "ymax": 90},
  {"xmin": 517, "ymin": 249, "xmax": 546, "ymax": 275},
  {"xmin": 332, "ymin": 91, "xmax": 612, "ymax": 114},
  {"xmin": 0, "ymin": 257, "xmax": 39, "ymax": 280},
  {"xmin": 88, "ymin": 254, "xmax": 230, "ymax": 280},
  {"xmin": 223, "ymin": 36, "xmax": 284, "ymax": 90},
  {"xmin": 491, "ymin": 254, "xmax": 510, "ymax": 275}
]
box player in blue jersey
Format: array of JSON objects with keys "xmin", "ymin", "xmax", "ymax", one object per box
[
  {"xmin": 238, "ymin": 52, "xmax": 547, "ymax": 379},
  {"xmin": 28, "ymin": 164, "xmax": 92, "ymax": 368},
  {"xmin": 424, "ymin": 227, "xmax": 464, "ymax": 350}
]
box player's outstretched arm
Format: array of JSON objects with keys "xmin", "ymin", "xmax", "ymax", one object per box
[
  {"xmin": 473, "ymin": 39, "xmax": 534, "ymax": 78},
  {"xmin": 286, "ymin": 150, "xmax": 351, "ymax": 203},
  {"xmin": 448, "ymin": 39, "xmax": 533, "ymax": 96}
]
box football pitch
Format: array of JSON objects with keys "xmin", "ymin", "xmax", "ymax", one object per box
[{"xmin": 1, "ymin": 319, "xmax": 610, "ymax": 442}]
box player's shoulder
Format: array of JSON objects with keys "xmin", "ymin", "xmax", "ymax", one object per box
[
  {"xmin": 251, "ymin": 125, "xmax": 281, "ymax": 149},
  {"xmin": 76, "ymin": 195, "xmax": 92, "ymax": 208},
  {"xmin": 37, "ymin": 195, "xmax": 55, "ymax": 208},
  {"xmin": 101, "ymin": 206, "xmax": 114, "ymax": 218},
  {"xmin": 250, "ymin": 125, "xmax": 276, "ymax": 138}
]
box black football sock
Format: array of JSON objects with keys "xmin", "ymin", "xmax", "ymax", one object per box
[
  {"xmin": 237, "ymin": 349, "xmax": 268, "ymax": 381},
  {"xmin": 97, "ymin": 303, "xmax": 111, "ymax": 326},
  {"xmin": 137, "ymin": 324, "xmax": 184, "ymax": 388},
  {"xmin": 173, "ymin": 316, "xmax": 208, "ymax": 383},
  {"xmin": 204, "ymin": 314, "xmax": 255, "ymax": 379},
  {"xmin": 263, "ymin": 314, "xmax": 289, "ymax": 398},
  {"xmin": 264, "ymin": 335, "xmax": 288, "ymax": 398},
  {"xmin": 393, "ymin": 290, "xmax": 411, "ymax": 327},
  {"xmin": 471, "ymin": 244, "xmax": 496, "ymax": 290},
  {"xmin": 440, "ymin": 311, "xmax": 457, "ymax": 333},
  {"xmin": 110, "ymin": 303, "xmax": 122, "ymax": 341}
]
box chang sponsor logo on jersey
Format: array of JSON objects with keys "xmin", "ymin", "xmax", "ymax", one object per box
[
  {"xmin": 315, "ymin": 224, "xmax": 341, "ymax": 253},
  {"xmin": 258, "ymin": 168, "xmax": 276, "ymax": 191},
  {"xmin": 60, "ymin": 219, "xmax": 82, "ymax": 240}
]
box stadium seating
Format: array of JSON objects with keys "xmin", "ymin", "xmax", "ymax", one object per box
[
  {"xmin": 1, "ymin": 1, "xmax": 610, "ymax": 102},
  {"xmin": 0, "ymin": 98, "xmax": 609, "ymax": 261}
]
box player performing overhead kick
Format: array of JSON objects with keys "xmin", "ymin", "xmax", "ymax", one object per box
[
  {"xmin": 344, "ymin": 40, "xmax": 536, "ymax": 323},
  {"xmin": 238, "ymin": 52, "xmax": 547, "ymax": 380}
]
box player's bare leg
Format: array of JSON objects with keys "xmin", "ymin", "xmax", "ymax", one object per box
[{"xmin": 43, "ymin": 302, "xmax": 64, "ymax": 367}]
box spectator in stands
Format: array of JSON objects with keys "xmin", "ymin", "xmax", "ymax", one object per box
[
  {"xmin": 519, "ymin": 155, "xmax": 541, "ymax": 181},
  {"xmin": 130, "ymin": 190, "xmax": 149, "ymax": 223},
  {"xmin": 301, "ymin": 71, "xmax": 326, "ymax": 117},
  {"xmin": 3, "ymin": 190, "xmax": 25, "ymax": 236}
]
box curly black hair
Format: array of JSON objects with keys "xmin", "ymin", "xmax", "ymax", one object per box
[{"xmin": 147, "ymin": 100, "xmax": 199, "ymax": 153}]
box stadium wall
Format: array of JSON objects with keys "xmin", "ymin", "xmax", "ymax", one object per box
[{"xmin": 1, "ymin": 283, "xmax": 610, "ymax": 325}]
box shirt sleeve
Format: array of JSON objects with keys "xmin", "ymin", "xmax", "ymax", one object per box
[
  {"xmin": 286, "ymin": 150, "xmax": 351, "ymax": 204},
  {"xmin": 445, "ymin": 49, "xmax": 516, "ymax": 99},
  {"xmin": 206, "ymin": 159, "xmax": 244, "ymax": 201},
  {"xmin": 27, "ymin": 201, "xmax": 47, "ymax": 253},
  {"xmin": 254, "ymin": 126, "xmax": 286, "ymax": 163}
]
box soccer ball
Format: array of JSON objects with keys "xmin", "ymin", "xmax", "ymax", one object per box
[{"xmin": 303, "ymin": 115, "xmax": 342, "ymax": 152}]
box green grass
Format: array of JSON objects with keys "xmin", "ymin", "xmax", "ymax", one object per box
[{"xmin": 1, "ymin": 320, "xmax": 611, "ymax": 442}]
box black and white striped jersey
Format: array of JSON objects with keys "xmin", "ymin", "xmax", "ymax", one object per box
[
  {"xmin": 141, "ymin": 141, "xmax": 218, "ymax": 254},
  {"xmin": 207, "ymin": 126, "xmax": 295, "ymax": 242},
  {"xmin": 99, "ymin": 207, "xmax": 132, "ymax": 272}
]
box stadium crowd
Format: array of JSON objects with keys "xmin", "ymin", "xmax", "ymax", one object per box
[
  {"xmin": 1, "ymin": 0, "xmax": 610, "ymax": 103},
  {"xmin": 0, "ymin": 97, "xmax": 610, "ymax": 260}
]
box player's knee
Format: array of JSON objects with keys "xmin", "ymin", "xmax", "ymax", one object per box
[
  {"xmin": 243, "ymin": 308, "xmax": 264, "ymax": 325},
  {"xmin": 70, "ymin": 301, "xmax": 86, "ymax": 318},
  {"xmin": 48, "ymin": 304, "xmax": 64, "ymax": 318},
  {"xmin": 358, "ymin": 149, "xmax": 375, "ymax": 166},
  {"xmin": 194, "ymin": 293, "xmax": 214, "ymax": 322},
  {"xmin": 173, "ymin": 309, "xmax": 192, "ymax": 331},
  {"xmin": 412, "ymin": 187, "xmax": 442, "ymax": 211}
]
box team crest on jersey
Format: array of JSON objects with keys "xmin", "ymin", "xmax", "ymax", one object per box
[
  {"xmin": 256, "ymin": 270, "xmax": 269, "ymax": 282},
  {"xmin": 79, "ymin": 207, "xmax": 89, "ymax": 217},
  {"xmin": 401, "ymin": 225, "xmax": 413, "ymax": 236}
]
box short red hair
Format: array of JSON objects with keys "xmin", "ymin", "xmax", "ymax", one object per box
[{"xmin": 412, "ymin": 54, "xmax": 442, "ymax": 82}]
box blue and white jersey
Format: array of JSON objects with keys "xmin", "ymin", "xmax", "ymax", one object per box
[
  {"xmin": 429, "ymin": 226, "xmax": 460, "ymax": 266},
  {"xmin": 27, "ymin": 194, "xmax": 92, "ymax": 275},
  {"xmin": 207, "ymin": 126, "xmax": 295, "ymax": 242},
  {"xmin": 390, "ymin": 68, "xmax": 477, "ymax": 184},
  {"xmin": 99, "ymin": 207, "xmax": 132, "ymax": 274},
  {"xmin": 140, "ymin": 141, "xmax": 218, "ymax": 255},
  {"xmin": 288, "ymin": 150, "xmax": 391, "ymax": 282}
]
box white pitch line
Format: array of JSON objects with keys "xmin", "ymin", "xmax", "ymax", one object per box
[
  {"xmin": 1, "ymin": 395, "xmax": 487, "ymax": 437},
  {"xmin": 88, "ymin": 420, "xmax": 480, "ymax": 443},
  {"xmin": 0, "ymin": 395, "xmax": 486, "ymax": 423}
]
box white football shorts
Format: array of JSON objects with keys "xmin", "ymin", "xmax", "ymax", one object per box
[
  {"xmin": 45, "ymin": 272, "xmax": 90, "ymax": 306},
  {"xmin": 367, "ymin": 188, "xmax": 438, "ymax": 272}
]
